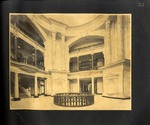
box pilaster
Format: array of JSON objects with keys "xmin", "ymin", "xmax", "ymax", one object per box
[
  {"xmin": 104, "ymin": 19, "xmax": 111, "ymax": 65},
  {"xmin": 52, "ymin": 32, "xmax": 56, "ymax": 69},
  {"xmin": 44, "ymin": 78, "xmax": 47, "ymax": 95},
  {"xmin": 117, "ymin": 15, "xmax": 124, "ymax": 60},
  {"xmin": 44, "ymin": 34, "xmax": 53, "ymax": 71}
]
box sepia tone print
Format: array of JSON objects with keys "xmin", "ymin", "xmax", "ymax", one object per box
[{"xmin": 9, "ymin": 14, "xmax": 131, "ymax": 110}]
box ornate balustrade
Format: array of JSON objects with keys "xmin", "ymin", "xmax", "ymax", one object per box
[
  {"xmin": 11, "ymin": 56, "xmax": 45, "ymax": 71},
  {"xmin": 54, "ymin": 93, "xmax": 94, "ymax": 107}
]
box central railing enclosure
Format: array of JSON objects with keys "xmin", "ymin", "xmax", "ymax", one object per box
[{"xmin": 54, "ymin": 93, "xmax": 94, "ymax": 107}]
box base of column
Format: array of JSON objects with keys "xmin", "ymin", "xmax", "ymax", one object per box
[
  {"xmin": 44, "ymin": 94, "xmax": 51, "ymax": 96},
  {"xmin": 34, "ymin": 95, "xmax": 39, "ymax": 98},
  {"xmin": 102, "ymin": 95, "xmax": 130, "ymax": 100},
  {"xmin": 13, "ymin": 97, "xmax": 21, "ymax": 101},
  {"xmin": 102, "ymin": 59, "xmax": 131, "ymax": 99},
  {"xmin": 95, "ymin": 93, "xmax": 102, "ymax": 95}
]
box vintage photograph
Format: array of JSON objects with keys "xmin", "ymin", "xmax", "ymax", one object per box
[{"xmin": 9, "ymin": 13, "xmax": 131, "ymax": 110}]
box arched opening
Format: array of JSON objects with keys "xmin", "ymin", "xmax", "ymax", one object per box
[
  {"xmin": 69, "ymin": 36, "xmax": 104, "ymax": 72},
  {"xmin": 69, "ymin": 36, "xmax": 104, "ymax": 52}
]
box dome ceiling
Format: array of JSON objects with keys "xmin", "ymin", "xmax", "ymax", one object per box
[{"xmin": 44, "ymin": 14, "xmax": 99, "ymax": 27}]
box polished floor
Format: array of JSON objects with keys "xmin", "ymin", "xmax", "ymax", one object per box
[{"xmin": 10, "ymin": 95, "xmax": 131, "ymax": 110}]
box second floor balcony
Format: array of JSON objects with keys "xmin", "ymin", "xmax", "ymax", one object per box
[
  {"xmin": 10, "ymin": 32, "xmax": 45, "ymax": 71},
  {"xmin": 11, "ymin": 15, "xmax": 45, "ymax": 48},
  {"xmin": 11, "ymin": 54, "xmax": 45, "ymax": 71},
  {"xmin": 70, "ymin": 52, "xmax": 104, "ymax": 73}
]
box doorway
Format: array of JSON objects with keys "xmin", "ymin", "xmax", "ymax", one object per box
[
  {"xmin": 80, "ymin": 79, "xmax": 92, "ymax": 93},
  {"xmin": 38, "ymin": 79, "xmax": 45, "ymax": 95}
]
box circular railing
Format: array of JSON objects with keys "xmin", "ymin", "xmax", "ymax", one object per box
[{"xmin": 54, "ymin": 93, "xmax": 94, "ymax": 107}]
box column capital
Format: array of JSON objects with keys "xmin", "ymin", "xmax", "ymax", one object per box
[
  {"xmin": 42, "ymin": 52, "xmax": 45, "ymax": 57},
  {"xmin": 105, "ymin": 19, "xmax": 111, "ymax": 29},
  {"xmin": 51, "ymin": 31, "xmax": 56, "ymax": 36},
  {"xmin": 15, "ymin": 72, "xmax": 19, "ymax": 75},
  {"xmin": 33, "ymin": 47, "xmax": 38, "ymax": 50},
  {"xmin": 77, "ymin": 78, "xmax": 80, "ymax": 92},
  {"xmin": 44, "ymin": 78, "xmax": 48, "ymax": 96},
  {"xmin": 14, "ymin": 35, "xmax": 19, "ymax": 38},
  {"xmin": 35, "ymin": 75, "xmax": 38, "ymax": 78},
  {"xmin": 51, "ymin": 32, "xmax": 56, "ymax": 41},
  {"xmin": 34, "ymin": 76, "xmax": 39, "ymax": 98},
  {"xmin": 61, "ymin": 35, "xmax": 65, "ymax": 41}
]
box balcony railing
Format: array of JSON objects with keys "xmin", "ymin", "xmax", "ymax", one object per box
[
  {"xmin": 37, "ymin": 64, "xmax": 45, "ymax": 70},
  {"xmin": 12, "ymin": 57, "xmax": 45, "ymax": 71},
  {"xmin": 70, "ymin": 60, "xmax": 104, "ymax": 72},
  {"xmin": 70, "ymin": 65, "xmax": 103, "ymax": 72},
  {"xmin": 54, "ymin": 93, "xmax": 94, "ymax": 107}
]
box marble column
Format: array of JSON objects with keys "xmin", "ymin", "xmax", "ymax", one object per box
[
  {"xmin": 68, "ymin": 79, "xmax": 71, "ymax": 92},
  {"xmin": 13, "ymin": 72, "xmax": 20, "ymax": 101},
  {"xmin": 14, "ymin": 36, "xmax": 18, "ymax": 60},
  {"xmin": 66, "ymin": 46, "xmax": 70, "ymax": 71},
  {"xmin": 92, "ymin": 77, "xmax": 94, "ymax": 94},
  {"xmin": 77, "ymin": 57, "xmax": 79, "ymax": 71},
  {"xmin": 91, "ymin": 54, "xmax": 94, "ymax": 70},
  {"xmin": 34, "ymin": 76, "xmax": 39, "ymax": 98},
  {"xmin": 42, "ymin": 53, "xmax": 45, "ymax": 70},
  {"xmin": 44, "ymin": 79, "xmax": 48, "ymax": 96},
  {"xmin": 34, "ymin": 48, "xmax": 37, "ymax": 66},
  {"xmin": 77, "ymin": 78, "xmax": 80, "ymax": 93}
]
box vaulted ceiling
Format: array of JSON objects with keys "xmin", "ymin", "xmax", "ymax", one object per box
[{"xmin": 45, "ymin": 14, "xmax": 99, "ymax": 26}]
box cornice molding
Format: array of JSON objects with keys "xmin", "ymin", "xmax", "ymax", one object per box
[{"xmin": 101, "ymin": 59, "xmax": 130, "ymax": 70}]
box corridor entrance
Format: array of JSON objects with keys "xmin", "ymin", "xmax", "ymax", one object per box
[
  {"xmin": 10, "ymin": 72, "xmax": 47, "ymax": 100},
  {"xmin": 18, "ymin": 74, "xmax": 34, "ymax": 98},
  {"xmin": 80, "ymin": 79, "xmax": 92, "ymax": 93},
  {"xmin": 38, "ymin": 78, "xmax": 45, "ymax": 95}
]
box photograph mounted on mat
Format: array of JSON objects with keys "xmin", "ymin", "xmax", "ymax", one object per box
[{"xmin": 9, "ymin": 13, "xmax": 131, "ymax": 110}]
